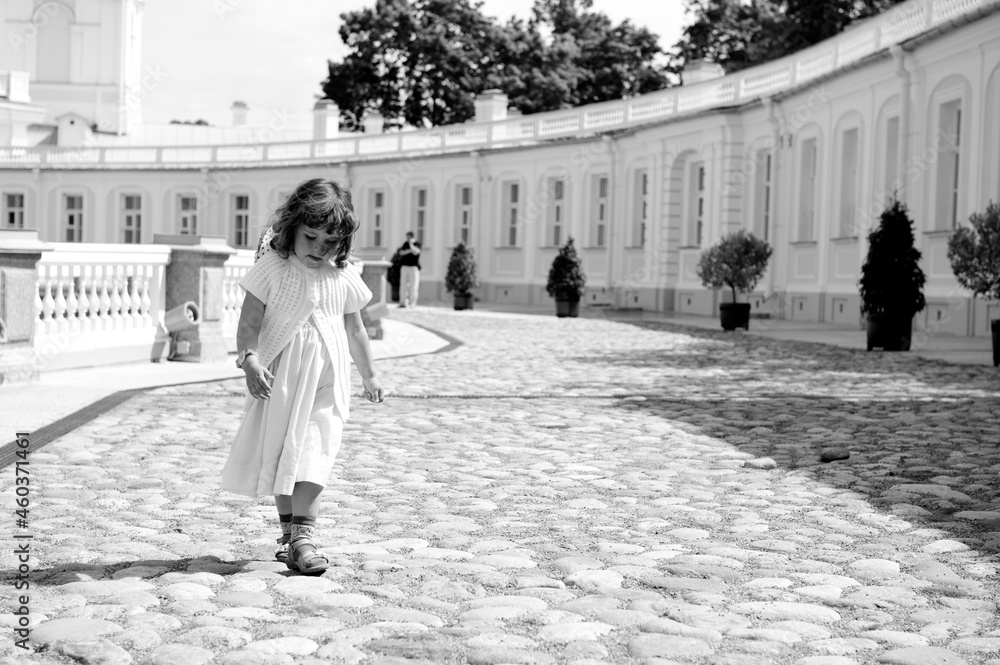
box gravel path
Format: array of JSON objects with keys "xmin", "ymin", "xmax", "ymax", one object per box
[{"xmin": 3, "ymin": 309, "xmax": 1000, "ymax": 665}]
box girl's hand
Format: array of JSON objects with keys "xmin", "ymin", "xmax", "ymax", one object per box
[
  {"xmin": 363, "ymin": 376, "xmax": 384, "ymax": 403},
  {"xmin": 244, "ymin": 359, "xmax": 274, "ymax": 400}
]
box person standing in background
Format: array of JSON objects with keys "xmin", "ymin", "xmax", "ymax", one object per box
[{"xmin": 398, "ymin": 231, "xmax": 421, "ymax": 308}]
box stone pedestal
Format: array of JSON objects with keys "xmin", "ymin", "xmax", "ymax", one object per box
[
  {"xmin": 357, "ymin": 259, "xmax": 390, "ymax": 340},
  {"xmin": 0, "ymin": 230, "xmax": 51, "ymax": 384},
  {"xmin": 157, "ymin": 234, "xmax": 236, "ymax": 363}
]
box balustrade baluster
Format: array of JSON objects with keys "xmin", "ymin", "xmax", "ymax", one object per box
[
  {"xmin": 87, "ymin": 270, "xmax": 100, "ymax": 324},
  {"xmin": 98, "ymin": 267, "xmax": 112, "ymax": 329},
  {"xmin": 77, "ymin": 272, "xmax": 91, "ymax": 334},
  {"xmin": 120, "ymin": 268, "xmax": 133, "ymax": 329},
  {"xmin": 128, "ymin": 267, "xmax": 141, "ymax": 327},
  {"xmin": 34, "ymin": 272, "xmax": 44, "ymax": 338},
  {"xmin": 53, "ymin": 271, "xmax": 67, "ymax": 334},
  {"xmin": 140, "ymin": 268, "xmax": 152, "ymax": 327},
  {"xmin": 41, "ymin": 275, "xmax": 55, "ymax": 336},
  {"xmin": 65, "ymin": 272, "xmax": 79, "ymax": 333},
  {"xmin": 110, "ymin": 267, "xmax": 123, "ymax": 329}
]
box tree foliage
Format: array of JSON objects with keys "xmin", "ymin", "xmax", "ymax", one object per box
[
  {"xmin": 672, "ymin": 0, "xmax": 905, "ymax": 75},
  {"xmin": 547, "ymin": 237, "xmax": 586, "ymax": 301},
  {"xmin": 859, "ymin": 199, "xmax": 926, "ymax": 317},
  {"xmin": 948, "ymin": 201, "xmax": 1000, "ymax": 301},
  {"xmin": 321, "ymin": 0, "xmax": 670, "ymax": 130},
  {"xmin": 696, "ymin": 230, "xmax": 772, "ymax": 303},
  {"xmin": 445, "ymin": 241, "xmax": 480, "ymax": 294}
]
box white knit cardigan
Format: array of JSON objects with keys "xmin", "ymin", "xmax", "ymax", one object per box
[{"xmin": 238, "ymin": 250, "xmax": 372, "ymax": 369}]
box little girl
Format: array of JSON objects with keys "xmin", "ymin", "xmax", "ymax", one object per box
[{"xmin": 221, "ymin": 178, "xmax": 384, "ymax": 575}]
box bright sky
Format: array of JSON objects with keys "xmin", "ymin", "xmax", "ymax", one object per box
[{"xmin": 140, "ymin": 0, "xmax": 689, "ymax": 131}]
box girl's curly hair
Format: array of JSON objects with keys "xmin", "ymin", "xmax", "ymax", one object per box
[{"xmin": 264, "ymin": 178, "xmax": 359, "ymax": 269}]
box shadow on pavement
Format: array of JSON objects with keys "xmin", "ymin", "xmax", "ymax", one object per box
[
  {"xmin": 0, "ymin": 557, "xmax": 273, "ymax": 587},
  {"xmin": 572, "ymin": 320, "xmax": 1000, "ymax": 558}
]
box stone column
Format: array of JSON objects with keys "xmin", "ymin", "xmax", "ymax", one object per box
[
  {"xmin": 0, "ymin": 230, "xmax": 51, "ymax": 383},
  {"xmin": 357, "ymin": 260, "xmax": 390, "ymax": 340},
  {"xmin": 157, "ymin": 234, "xmax": 236, "ymax": 363}
]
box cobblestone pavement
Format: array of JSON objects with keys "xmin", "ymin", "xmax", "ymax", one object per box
[{"xmin": 4, "ymin": 310, "xmax": 1000, "ymax": 665}]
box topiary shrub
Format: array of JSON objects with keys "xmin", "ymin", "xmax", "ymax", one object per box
[
  {"xmin": 859, "ymin": 199, "xmax": 926, "ymax": 319},
  {"xmin": 546, "ymin": 237, "xmax": 586, "ymax": 301},
  {"xmin": 445, "ymin": 241, "xmax": 479, "ymax": 295}
]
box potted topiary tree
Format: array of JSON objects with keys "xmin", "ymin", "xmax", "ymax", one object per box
[
  {"xmin": 547, "ymin": 237, "xmax": 586, "ymax": 318},
  {"xmin": 696, "ymin": 230, "xmax": 773, "ymax": 331},
  {"xmin": 947, "ymin": 201, "xmax": 1000, "ymax": 366},
  {"xmin": 859, "ymin": 198, "xmax": 926, "ymax": 351},
  {"xmin": 445, "ymin": 241, "xmax": 479, "ymax": 310}
]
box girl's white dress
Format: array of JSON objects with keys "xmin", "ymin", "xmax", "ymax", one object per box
[{"xmin": 221, "ymin": 252, "xmax": 371, "ymax": 497}]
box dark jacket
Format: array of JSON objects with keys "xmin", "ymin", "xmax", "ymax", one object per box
[{"xmin": 398, "ymin": 240, "xmax": 421, "ymax": 269}]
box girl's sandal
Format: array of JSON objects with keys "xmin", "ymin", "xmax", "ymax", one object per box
[
  {"xmin": 286, "ymin": 539, "xmax": 331, "ymax": 575},
  {"xmin": 274, "ymin": 534, "xmax": 290, "ymax": 565}
]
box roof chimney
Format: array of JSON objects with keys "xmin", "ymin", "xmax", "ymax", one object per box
[
  {"xmin": 681, "ymin": 59, "xmax": 725, "ymax": 85},
  {"xmin": 363, "ymin": 110, "xmax": 384, "ymax": 134},
  {"xmin": 231, "ymin": 100, "xmax": 248, "ymax": 126},
  {"xmin": 313, "ymin": 99, "xmax": 340, "ymax": 140},
  {"xmin": 474, "ymin": 89, "xmax": 508, "ymax": 123}
]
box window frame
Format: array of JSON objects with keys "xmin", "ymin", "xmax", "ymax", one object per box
[
  {"xmin": 683, "ymin": 161, "xmax": 705, "ymax": 247},
  {"xmin": 177, "ymin": 194, "xmax": 199, "ymax": 236},
  {"xmin": 121, "ymin": 193, "xmax": 142, "ymax": 244},
  {"xmin": 934, "ymin": 97, "xmax": 963, "ymax": 230},
  {"xmin": 590, "ymin": 174, "xmax": 609, "ymax": 248},
  {"xmin": 836, "ymin": 125, "xmax": 860, "ymax": 238},
  {"xmin": 752, "ymin": 149, "xmax": 772, "ymax": 242},
  {"xmin": 412, "ymin": 186, "xmax": 428, "ymax": 247},
  {"xmin": 3, "ymin": 192, "xmax": 26, "ymax": 230},
  {"xmin": 370, "ymin": 188, "xmax": 386, "ymax": 248},
  {"xmin": 631, "ymin": 168, "xmax": 649, "ymax": 248},
  {"xmin": 545, "ymin": 177, "xmax": 566, "ymax": 248},
  {"xmin": 232, "ymin": 193, "xmax": 251, "ymax": 248},
  {"xmin": 455, "ymin": 184, "xmax": 473, "ymax": 246},
  {"xmin": 501, "ymin": 180, "xmax": 520, "ymax": 248},
  {"xmin": 63, "ymin": 193, "xmax": 84, "ymax": 242},
  {"xmin": 797, "ymin": 136, "xmax": 819, "ymax": 242}
]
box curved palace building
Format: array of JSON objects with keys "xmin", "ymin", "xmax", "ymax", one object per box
[{"xmin": 2, "ymin": 0, "xmax": 1000, "ymax": 342}]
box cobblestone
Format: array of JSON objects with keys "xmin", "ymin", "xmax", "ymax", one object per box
[{"xmin": 9, "ymin": 311, "xmax": 1000, "ymax": 663}]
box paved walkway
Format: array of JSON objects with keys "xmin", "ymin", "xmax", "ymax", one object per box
[{"xmin": 3, "ymin": 308, "xmax": 1000, "ymax": 665}]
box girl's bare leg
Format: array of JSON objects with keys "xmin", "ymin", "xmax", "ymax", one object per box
[{"xmin": 291, "ymin": 481, "xmax": 323, "ymax": 517}]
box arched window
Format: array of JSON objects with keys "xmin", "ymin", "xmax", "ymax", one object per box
[{"xmin": 36, "ymin": 3, "xmax": 74, "ymax": 83}]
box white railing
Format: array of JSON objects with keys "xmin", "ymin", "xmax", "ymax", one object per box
[
  {"xmin": 222, "ymin": 250, "xmax": 255, "ymax": 352},
  {"xmin": 34, "ymin": 243, "xmax": 170, "ymax": 371},
  {"xmin": 0, "ymin": 0, "xmax": 995, "ymax": 170}
]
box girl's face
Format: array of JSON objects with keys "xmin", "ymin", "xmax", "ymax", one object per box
[{"xmin": 293, "ymin": 223, "xmax": 338, "ymax": 267}]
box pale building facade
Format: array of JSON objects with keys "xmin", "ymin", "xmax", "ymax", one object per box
[{"xmin": 1, "ymin": 0, "xmax": 999, "ymax": 336}]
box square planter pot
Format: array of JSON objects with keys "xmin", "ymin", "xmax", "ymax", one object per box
[
  {"xmin": 866, "ymin": 314, "xmax": 912, "ymax": 351},
  {"xmin": 556, "ymin": 299, "xmax": 580, "ymax": 318},
  {"xmin": 719, "ymin": 303, "xmax": 751, "ymax": 331}
]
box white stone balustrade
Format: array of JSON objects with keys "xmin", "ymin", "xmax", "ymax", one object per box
[
  {"xmin": 34, "ymin": 243, "xmax": 170, "ymax": 371},
  {"xmin": 222, "ymin": 250, "xmax": 255, "ymax": 352},
  {"xmin": 0, "ymin": 0, "xmax": 993, "ymax": 171}
]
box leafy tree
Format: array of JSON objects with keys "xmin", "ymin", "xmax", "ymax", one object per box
[
  {"xmin": 859, "ymin": 199, "xmax": 926, "ymax": 318},
  {"xmin": 672, "ymin": 0, "xmax": 905, "ymax": 74},
  {"xmin": 321, "ymin": 0, "xmax": 670, "ymax": 129},
  {"xmin": 322, "ymin": 0, "xmax": 507, "ymax": 131},
  {"xmin": 948, "ymin": 201, "xmax": 1000, "ymax": 301},
  {"xmin": 696, "ymin": 230, "xmax": 772, "ymax": 304}
]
